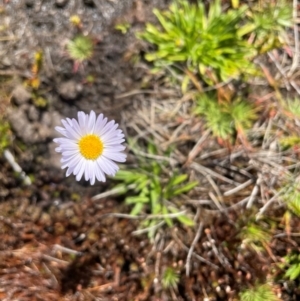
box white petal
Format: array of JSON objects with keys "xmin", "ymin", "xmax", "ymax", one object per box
[
  {"xmin": 55, "ymin": 126, "xmax": 68, "ymax": 137},
  {"xmin": 61, "ymin": 153, "xmax": 81, "ymax": 169},
  {"xmin": 105, "ymin": 143, "xmax": 125, "ymax": 150},
  {"xmin": 94, "ymin": 114, "xmax": 107, "ymax": 135},
  {"xmin": 89, "ymin": 162, "xmax": 96, "ymax": 185},
  {"xmin": 84, "ymin": 160, "xmax": 92, "ymax": 181},
  {"xmin": 71, "ymin": 118, "xmax": 84, "ymax": 136},
  {"xmin": 101, "ymin": 126, "xmax": 120, "ymax": 141},
  {"xmin": 87, "ymin": 110, "xmax": 96, "ymax": 133},
  {"xmin": 99, "ymin": 121, "xmax": 117, "ymax": 138},
  {"xmin": 66, "ymin": 164, "xmax": 76, "ymax": 177},
  {"xmin": 62, "ymin": 149, "xmax": 80, "ymax": 157},
  {"xmin": 66, "ymin": 118, "xmax": 74, "ymax": 126},
  {"xmin": 97, "ymin": 156, "xmax": 119, "ymax": 176},
  {"xmin": 59, "ymin": 143, "xmax": 78, "ymax": 151},
  {"xmin": 103, "ymin": 151, "xmax": 127, "ymax": 162},
  {"xmin": 54, "ymin": 137, "xmax": 77, "ymax": 145},
  {"xmin": 78, "ymin": 111, "xmax": 87, "ymax": 133},
  {"xmin": 76, "ymin": 160, "xmax": 86, "ymax": 181},
  {"xmin": 95, "ymin": 166, "xmax": 106, "ymax": 182},
  {"xmin": 75, "ymin": 158, "xmax": 86, "ymax": 181}
]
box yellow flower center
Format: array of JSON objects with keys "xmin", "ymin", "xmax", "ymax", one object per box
[{"xmin": 79, "ymin": 134, "xmax": 104, "ymax": 160}]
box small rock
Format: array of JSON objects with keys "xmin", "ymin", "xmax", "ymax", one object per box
[
  {"xmin": 11, "ymin": 85, "xmax": 32, "ymax": 105},
  {"xmin": 41, "ymin": 112, "xmax": 52, "ymax": 127},
  {"xmin": 7, "ymin": 107, "xmax": 38, "ymax": 143},
  {"xmin": 28, "ymin": 105, "xmax": 39, "ymax": 121},
  {"xmin": 1, "ymin": 57, "xmax": 12, "ymax": 67},
  {"xmin": 58, "ymin": 80, "xmax": 82, "ymax": 101},
  {"xmin": 36, "ymin": 123, "xmax": 52, "ymax": 142},
  {"xmin": 55, "ymin": 0, "xmax": 68, "ymax": 8},
  {"xmin": 51, "ymin": 113, "xmax": 63, "ymax": 138},
  {"xmin": 48, "ymin": 142, "xmax": 61, "ymax": 169}
]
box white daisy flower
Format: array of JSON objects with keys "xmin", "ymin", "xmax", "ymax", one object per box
[{"xmin": 54, "ymin": 110, "xmax": 126, "ymax": 185}]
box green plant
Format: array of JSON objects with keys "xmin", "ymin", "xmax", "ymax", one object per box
[
  {"xmin": 240, "ymin": 283, "xmax": 280, "ymax": 301},
  {"xmin": 139, "ymin": 0, "xmax": 291, "ymax": 87},
  {"xmin": 283, "ymin": 252, "xmax": 300, "ymax": 281},
  {"xmin": 0, "ymin": 119, "xmax": 10, "ymax": 154},
  {"xmin": 67, "ymin": 35, "xmax": 94, "ymax": 63},
  {"xmin": 240, "ymin": 221, "xmax": 272, "ymax": 254},
  {"xmin": 115, "ymin": 22, "xmax": 131, "ymax": 34},
  {"xmin": 195, "ymin": 93, "xmax": 257, "ymax": 140},
  {"xmin": 283, "ymin": 98, "xmax": 300, "ymax": 119},
  {"xmin": 139, "ymin": 0, "xmax": 255, "ymax": 85},
  {"xmin": 247, "ymin": 0, "xmax": 292, "ymax": 54},
  {"xmin": 279, "ymin": 136, "xmax": 300, "ymax": 150},
  {"xmin": 113, "ymin": 142, "xmax": 197, "ymax": 238},
  {"xmin": 162, "ymin": 267, "xmax": 180, "ymax": 289},
  {"xmin": 282, "ymin": 179, "xmax": 300, "ymax": 217}
]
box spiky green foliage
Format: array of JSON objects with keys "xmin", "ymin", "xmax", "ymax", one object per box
[
  {"xmin": 195, "ymin": 94, "xmax": 257, "ymax": 139},
  {"xmin": 284, "ymin": 98, "xmax": 300, "ymax": 119},
  {"xmin": 0, "ymin": 119, "xmax": 10, "ymax": 155},
  {"xmin": 284, "ymin": 252, "xmax": 300, "ymax": 280},
  {"xmin": 279, "ymin": 136, "xmax": 300, "ymax": 150},
  {"xmin": 240, "ymin": 284, "xmax": 280, "ymax": 301},
  {"xmin": 67, "ymin": 35, "xmax": 94, "ymax": 62},
  {"xmin": 113, "ymin": 142, "xmax": 197, "ymax": 238},
  {"xmin": 282, "ymin": 180, "xmax": 300, "ymax": 217},
  {"xmin": 248, "ymin": 0, "xmax": 292, "ymax": 53},
  {"xmin": 139, "ymin": 0, "xmax": 255, "ymax": 84},
  {"xmin": 240, "ymin": 221, "xmax": 271, "ymax": 253},
  {"xmin": 162, "ymin": 267, "xmax": 180, "ymax": 289}
]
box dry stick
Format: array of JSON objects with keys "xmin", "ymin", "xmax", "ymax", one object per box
[
  {"xmin": 92, "ymin": 184, "xmax": 136, "ymax": 201},
  {"xmin": 115, "ymin": 89, "xmax": 177, "ymax": 99},
  {"xmin": 209, "ymin": 191, "xmax": 224, "ymax": 212},
  {"xmin": 205, "ymin": 229, "xmax": 231, "ymax": 268},
  {"xmin": 186, "ymin": 222, "xmax": 203, "ymax": 276},
  {"xmin": 199, "ymin": 148, "xmax": 229, "ymax": 160},
  {"xmin": 53, "ymin": 244, "xmax": 83, "ymax": 256},
  {"xmin": 42, "ymin": 263, "xmax": 59, "ymax": 288},
  {"xmin": 164, "ymin": 120, "xmax": 190, "ymax": 147},
  {"xmin": 224, "ymin": 179, "xmax": 253, "ymax": 196},
  {"xmin": 132, "ymin": 221, "xmax": 165, "ymax": 236},
  {"xmin": 150, "ymin": 98, "xmax": 155, "ymax": 128},
  {"xmin": 290, "ymin": 80, "xmax": 300, "ymax": 95},
  {"xmin": 274, "ymin": 232, "xmax": 300, "ymax": 238},
  {"xmin": 246, "ymin": 174, "xmax": 262, "ymax": 209},
  {"xmin": 101, "ymin": 211, "xmax": 188, "ymax": 220},
  {"xmin": 191, "ymin": 162, "xmax": 240, "ymax": 185},
  {"xmin": 246, "ymin": 116, "xmax": 275, "ymax": 209},
  {"xmin": 3, "ymin": 149, "xmax": 31, "ymax": 185},
  {"xmin": 256, "ymin": 190, "xmax": 282, "ymax": 220},
  {"xmin": 268, "ymin": 52, "xmax": 291, "ymax": 90},
  {"xmin": 185, "ymin": 129, "xmax": 211, "ymax": 165},
  {"xmin": 206, "ymin": 175, "xmax": 224, "ymax": 206},
  {"xmin": 42, "ymin": 254, "xmax": 68, "ymax": 265},
  {"xmin": 130, "ymin": 146, "xmax": 178, "ymax": 166},
  {"xmin": 172, "ymin": 230, "xmax": 219, "ymax": 269},
  {"xmin": 288, "ymin": 0, "xmax": 299, "ymax": 77}
]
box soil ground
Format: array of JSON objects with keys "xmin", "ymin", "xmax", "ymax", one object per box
[{"xmin": 0, "ymin": 1, "xmax": 300, "ymax": 300}]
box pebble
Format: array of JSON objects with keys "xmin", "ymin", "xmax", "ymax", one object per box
[
  {"xmin": 11, "ymin": 85, "xmax": 32, "ymax": 105},
  {"xmin": 58, "ymin": 80, "xmax": 82, "ymax": 101},
  {"xmin": 28, "ymin": 105, "xmax": 39, "ymax": 121}
]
